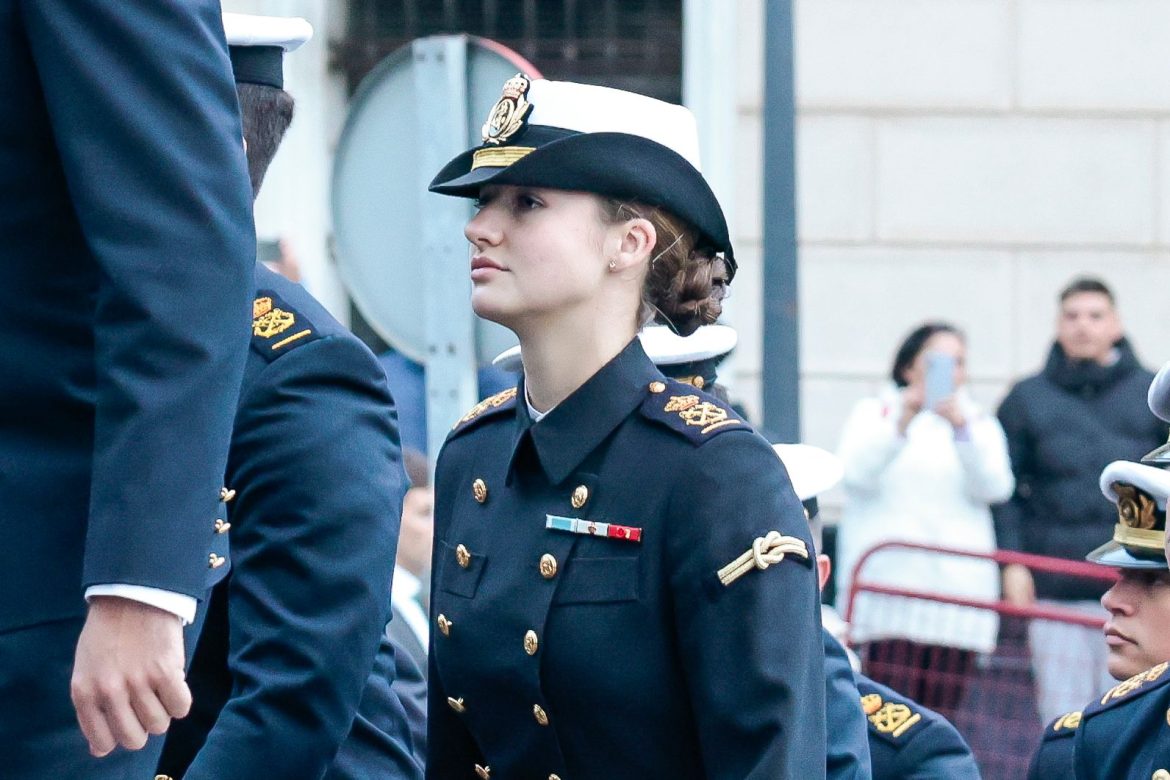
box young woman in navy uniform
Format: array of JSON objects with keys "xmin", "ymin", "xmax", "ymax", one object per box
[{"xmin": 425, "ymin": 76, "xmax": 826, "ymax": 779}]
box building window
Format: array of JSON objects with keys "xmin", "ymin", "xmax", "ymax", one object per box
[{"xmin": 336, "ymin": 0, "xmax": 682, "ymax": 102}]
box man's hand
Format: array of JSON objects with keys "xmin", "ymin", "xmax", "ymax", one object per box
[
  {"xmin": 71, "ymin": 597, "xmax": 191, "ymax": 756},
  {"xmin": 1002, "ymin": 563, "xmax": 1036, "ymax": 607}
]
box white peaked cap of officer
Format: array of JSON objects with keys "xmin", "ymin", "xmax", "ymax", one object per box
[
  {"xmin": 1149, "ymin": 360, "xmax": 1170, "ymax": 423},
  {"xmin": 491, "ymin": 324, "xmax": 738, "ymax": 373},
  {"xmin": 222, "ymin": 13, "xmax": 313, "ymax": 51},
  {"xmin": 1100, "ymin": 460, "xmax": 1170, "ymax": 509},
  {"xmin": 771, "ymin": 444, "xmax": 844, "ymax": 502}
]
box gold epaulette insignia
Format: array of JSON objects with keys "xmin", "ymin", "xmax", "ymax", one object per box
[
  {"xmin": 665, "ymin": 394, "xmax": 741, "ymax": 435},
  {"xmin": 1052, "ymin": 711, "xmax": 1082, "ymax": 732},
  {"xmin": 454, "ymin": 387, "xmax": 518, "ymax": 429},
  {"xmin": 716, "ymin": 531, "xmax": 809, "ymax": 586},
  {"xmin": 1101, "ymin": 661, "xmax": 1169, "ymax": 706},
  {"xmin": 253, "ymin": 299, "xmax": 297, "ymax": 338},
  {"xmin": 869, "ymin": 702, "xmax": 922, "ymax": 738},
  {"xmin": 861, "ymin": 693, "xmax": 883, "ymax": 716}
]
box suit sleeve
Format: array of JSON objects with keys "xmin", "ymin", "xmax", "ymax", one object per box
[
  {"xmin": 823, "ymin": 631, "xmax": 873, "ymax": 780},
  {"xmin": 992, "ymin": 388, "xmax": 1031, "ymax": 552},
  {"xmin": 183, "ymin": 336, "xmax": 404, "ymax": 779},
  {"xmin": 667, "ymin": 431, "xmax": 827, "ymax": 779},
  {"xmin": 21, "ymin": 0, "xmax": 256, "ymax": 597}
]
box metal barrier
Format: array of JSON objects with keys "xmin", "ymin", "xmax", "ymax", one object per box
[{"xmin": 845, "ymin": 542, "xmax": 1119, "ymax": 780}]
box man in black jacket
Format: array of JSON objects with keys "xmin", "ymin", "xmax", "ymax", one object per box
[{"xmin": 994, "ymin": 277, "xmax": 1166, "ymax": 723}]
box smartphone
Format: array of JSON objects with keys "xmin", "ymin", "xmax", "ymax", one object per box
[{"xmin": 924, "ymin": 352, "xmax": 955, "ymax": 409}]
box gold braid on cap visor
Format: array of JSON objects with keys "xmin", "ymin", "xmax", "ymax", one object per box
[{"xmin": 471, "ymin": 146, "xmax": 535, "ymax": 171}]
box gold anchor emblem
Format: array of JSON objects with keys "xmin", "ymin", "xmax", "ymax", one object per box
[
  {"xmin": 679, "ymin": 402, "xmax": 728, "ymax": 429},
  {"xmin": 869, "ymin": 702, "xmax": 921, "ymax": 737}
]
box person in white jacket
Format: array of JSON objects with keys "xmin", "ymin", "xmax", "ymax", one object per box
[{"xmin": 835, "ymin": 321, "xmax": 1014, "ymax": 723}]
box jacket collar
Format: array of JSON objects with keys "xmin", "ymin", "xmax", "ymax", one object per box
[{"xmin": 507, "ymin": 338, "xmax": 661, "ymax": 485}]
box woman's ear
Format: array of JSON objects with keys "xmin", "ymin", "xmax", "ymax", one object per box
[{"xmin": 610, "ymin": 217, "xmax": 656, "ymax": 273}]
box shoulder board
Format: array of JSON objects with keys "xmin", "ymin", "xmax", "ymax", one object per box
[
  {"xmin": 251, "ymin": 291, "xmax": 321, "ymax": 362},
  {"xmin": 1086, "ymin": 661, "xmax": 1170, "ymax": 717},
  {"xmin": 639, "ymin": 379, "xmax": 747, "ymax": 446},
  {"xmin": 1040, "ymin": 710, "xmax": 1082, "ymax": 742},
  {"xmin": 859, "ymin": 691, "xmax": 928, "ymax": 744},
  {"xmin": 449, "ymin": 387, "xmax": 518, "ymax": 438}
]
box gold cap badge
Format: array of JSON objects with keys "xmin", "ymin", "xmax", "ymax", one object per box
[{"xmin": 481, "ymin": 73, "xmax": 533, "ymax": 145}]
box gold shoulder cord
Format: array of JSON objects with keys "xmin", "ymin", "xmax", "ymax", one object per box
[{"xmin": 717, "ymin": 531, "xmax": 809, "ymax": 586}]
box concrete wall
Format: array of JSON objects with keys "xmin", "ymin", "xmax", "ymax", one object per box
[{"xmin": 724, "ymin": 0, "xmax": 1170, "ymax": 461}]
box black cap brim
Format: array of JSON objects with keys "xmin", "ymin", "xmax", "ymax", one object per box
[
  {"xmin": 430, "ymin": 132, "xmax": 735, "ymax": 278},
  {"xmin": 1086, "ymin": 540, "xmax": 1168, "ymax": 569}
]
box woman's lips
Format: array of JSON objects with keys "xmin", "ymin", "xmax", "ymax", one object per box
[
  {"xmin": 1104, "ymin": 626, "xmax": 1134, "ymax": 647},
  {"xmin": 470, "ymin": 255, "xmax": 505, "ymax": 281}
]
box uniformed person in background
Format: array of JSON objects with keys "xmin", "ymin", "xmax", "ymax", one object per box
[
  {"xmin": 1031, "ymin": 457, "xmax": 1170, "ymax": 780},
  {"xmin": 154, "ymin": 14, "xmax": 419, "ymax": 780},
  {"xmin": 426, "ymin": 75, "xmax": 826, "ymax": 778},
  {"xmin": 0, "ymin": 1, "xmax": 256, "ymax": 775},
  {"xmin": 772, "ymin": 443, "xmax": 981, "ymax": 780}
]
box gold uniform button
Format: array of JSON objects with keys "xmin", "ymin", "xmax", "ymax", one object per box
[
  {"xmin": 447, "ymin": 696, "xmax": 466, "ymax": 714},
  {"xmin": 213, "ymin": 518, "xmax": 231, "ymax": 534},
  {"xmin": 156, "ymin": 776, "xmax": 174, "ymax": 780},
  {"xmin": 475, "ymin": 765, "xmax": 491, "ymax": 779},
  {"xmin": 539, "ymin": 554, "xmax": 558, "ymax": 579},
  {"xmin": 524, "ymin": 630, "xmax": 539, "ymax": 655},
  {"xmin": 549, "ymin": 774, "xmax": 562, "ymax": 780},
  {"xmin": 437, "ymin": 614, "xmax": 453, "ymax": 637},
  {"xmin": 1154, "ymin": 771, "xmax": 1170, "ymax": 780},
  {"xmin": 570, "ymin": 484, "xmax": 589, "ymax": 509},
  {"xmin": 533, "ymin": 704, "xmax": 549, "ymax": 726},
  {"xmin": 208, "ymin": 553, "xmax": 226, "ymax": 569},
  {"xmin": 693, "ymin": 376, "xmax": 705, "ymax": 389},
  {"xmin": 219, "ymin": 487, "xmax": 236, "ymax": 503},
  {"xmin": 455, "ymin": 544, "xmax": 471, "ymax": 569},
  {"xmin": 472, "ymin": 478, "xmax": 488, "ymax": 504},
  {"xmin": 648, "ymin": 380, "xmax": 666, "ymax": 394}
]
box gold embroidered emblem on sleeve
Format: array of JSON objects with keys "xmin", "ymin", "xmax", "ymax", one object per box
[
  {"xmin": 869, "ymin": 702, "xmax": 922, "ymax": 738},
  {"xmin": 253, "ymin": 306, "xmax": 296, "ymax": 338},
  {"xmin": 861, "ymin": 693, "xmax": 883, "ymax": 716}
]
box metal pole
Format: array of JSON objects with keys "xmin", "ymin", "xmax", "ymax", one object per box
[
  {"xmin": 762, "ymin": 0, "xmax": 800, "ymax": 442},
  {"xmin": 413, "ymin": 36, "xmax": 479, "ymax": 465}
]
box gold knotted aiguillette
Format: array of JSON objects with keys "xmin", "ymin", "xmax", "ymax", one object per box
[{"xmin": 717, "ymin": 531, "xmax": 809, "ymax": 586}]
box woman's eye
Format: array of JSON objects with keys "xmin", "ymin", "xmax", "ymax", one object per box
[{"xmin": 518, "ymin": 193, "xmax": 543, "ymax": 210}]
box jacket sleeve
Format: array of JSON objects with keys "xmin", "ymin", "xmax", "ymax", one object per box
[
  {"xmin": 667, "ymin": 431, "xmax": 827, "ymax": 779},
  {"xmin": 183, "ymin": 336, "xmax": 404, "ymax": 779},
  {"xmin": 823, "ymin": 631, "xmax": 873, "ymax": 780},
  {"xmin": 954, "ymin": 414, "xmax": 1015, "ymax": 505},
  {"xmin": 22, "ymin": 0, "xmax": 255, "ymax": 597},
  {"xmin": 992, "ymin": 387, "xmax": 1032, "ymax": 551},
  {"xmin": 838, "ymin": 398, "xmax": 908, "ymax": 495},
  {"xmin": 896, "ymin": 720, "xmax": 981, "ymax": 780}
]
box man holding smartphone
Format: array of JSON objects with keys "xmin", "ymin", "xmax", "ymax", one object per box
[{"xmin": 994, "ymin": 277, "xmax": 1167, "ymax": 723}]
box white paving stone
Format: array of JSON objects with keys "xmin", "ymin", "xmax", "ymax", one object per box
[
  {"xmin": 876, "ymin": 117, "xmax": 1156, "ymax": 245},
  {"xmin": 798, "ymin": 116, "xmax": 874, "ymax": 242},
  {"xmin": 795, "ymin": 0, "xmax": 1013, "ymax": 110},
  {"xmin": 1019, "ymin": 0, "xmax": 1170, "ymax": 112}
]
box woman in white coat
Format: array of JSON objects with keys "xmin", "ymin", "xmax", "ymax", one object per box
[{"xmin": 835, "ymin": 322, "xmax": 1014, "ymax": 722}]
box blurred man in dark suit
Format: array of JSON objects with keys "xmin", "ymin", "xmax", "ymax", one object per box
[{"xmin": 0, "ymin": 2, "xmax": 255, "ymax": 775}]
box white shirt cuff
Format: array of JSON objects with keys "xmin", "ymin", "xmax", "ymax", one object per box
[{"xmin": 85, "ymin": 585, "xmax": 197, "ymax": 625}]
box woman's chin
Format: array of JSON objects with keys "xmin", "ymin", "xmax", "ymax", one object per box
[{"xmin": 470, "ymin": 292, "xmax": 514, "ymax": 327}]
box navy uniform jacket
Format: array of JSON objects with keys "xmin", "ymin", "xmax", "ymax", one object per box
[
  {"xmin": 156, "ymin": 265, "xmax": 418, "ymax": 779},
  {"xmin": 856, "ymin": 677, "xmax": 980, "ymax": 779},
  {"xmin": 824, "ymin": 630, "xmax": 874, "ymax": 779},
  {"xmin": 1073, "ymin": 661, "xmax": 1170, "ymax": 779},
  {"xmin": 1027, "ymin": 710, "xmax": 1079, "ymax": 779},
  {"xmin": 0, "ymin": 0, "xmax": 254, "ymax": 633},
  {"xmin": 428, "ymin": 339, "xmax": 826, "ymax": 779}
]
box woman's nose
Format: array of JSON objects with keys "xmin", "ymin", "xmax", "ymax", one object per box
[{"xmin": 465, "ymin": 208, "xmax": 502, "ymax": 248}]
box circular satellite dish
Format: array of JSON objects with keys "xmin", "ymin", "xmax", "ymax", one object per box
[{"xmin": 332, "ymin": 36, "xmax": 539, "ymax": 364}]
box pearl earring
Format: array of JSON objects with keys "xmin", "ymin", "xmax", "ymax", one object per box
[{"xmin": 608, "ymin": 260, "xmax": 617, "ymax": 270}]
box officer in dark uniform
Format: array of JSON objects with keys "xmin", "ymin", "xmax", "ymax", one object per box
[
  {"xmin": 427, "ymin": 75, "xmax": 826, "ymax": 778},
  {"xmin": 1064, "ymin": 457, "xmax": 1170, "ymax": 779},
  {"xmin": 771, "ymin": 442, "xmax": 979, "ymax": 780},
  {"xmin": 0, "ymin": 1, "xmax": 255, "ymax": 774},
  {"xmin": 153, "ymin": 14, "xmax": 419, "ymax": 780}
]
